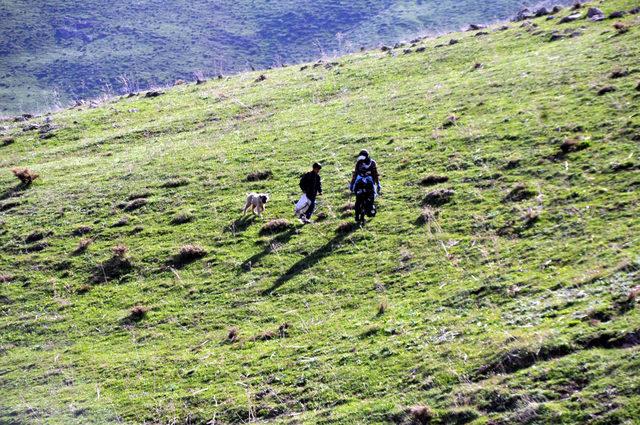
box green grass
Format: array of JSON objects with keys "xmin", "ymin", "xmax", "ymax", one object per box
[
  {"xmin": 1, "ymin": 1, "xmax": 640, "ymax": 423},
  {"xmin": 1, "ymin": 0, "xmax": 564, "ymax": 115}
]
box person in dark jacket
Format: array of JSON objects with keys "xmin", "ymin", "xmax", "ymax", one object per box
[
  {"xmin": 350, "ymin": 149, "xmax": 380, "ymax": 194},
  {"xmin": 298, "ymin": 162, "xmax": 323, "ymax": 223}
]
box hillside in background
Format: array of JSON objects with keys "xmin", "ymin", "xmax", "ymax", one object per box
[
  {"xmin": 0, "ymin": 0, "xmax": 568, "ymax": 115},
  {"xmin": 1, "ymin": 0, "xmax": 640, "ymax": 423}
]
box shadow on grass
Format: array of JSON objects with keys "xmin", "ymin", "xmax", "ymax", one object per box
[
  {"xmin": 262, "ymin": 226, "xmax": 356, "ymax": 295},
  {"xmin": 0, "ymin": 183, "xmax": 27, "ymax": 201},
  {"xmin": 226, "ymin": 215, "xmax": 256, "ymax": 235},
  {"xmin": 241, "ymin": 228, "xmax": 298, "ymax": 272}
]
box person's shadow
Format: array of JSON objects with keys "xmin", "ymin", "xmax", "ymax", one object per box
[
  {"xmin": 262, "ymin": 226, "xmax": 356, "ymax": 295},
  {"xmin": 241, "ymin": 228, "xmax": 298, "ymax": 271}
]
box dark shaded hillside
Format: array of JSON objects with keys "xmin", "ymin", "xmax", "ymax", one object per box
[{"xmin": 1, "ymin": 0, "xmax": 565, "ymax": 115}]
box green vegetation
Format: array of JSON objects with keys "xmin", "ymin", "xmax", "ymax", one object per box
[
  {"xmin": 2, "ymin": 0, "xmax": 561, "ymax": 115},
  {"xmin": 1, "ymin": 1, "xmax": 640, "ymax": 423}
]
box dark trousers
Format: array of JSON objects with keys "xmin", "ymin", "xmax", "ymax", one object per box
[{"xmin": 305, "ymin": 198, "xmax": 316, "ymax": 219}]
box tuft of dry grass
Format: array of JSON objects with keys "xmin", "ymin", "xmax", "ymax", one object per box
[
  {"xmin": 73, "ymin": 238, "xmax": 93, "ymax": 254},
  {"xmin": 613, "ymin": 21, "xmax": 629, "ymax": 34},
  {"xmin": 377, "ymin": 300, "xmax": 388, "ymax": 316},
  {"xmin": 170, "ymin": 212, "xmax": 194, "ymax": 225},
  {"xmin": 11, "ymin": 167, "xmax": 39, "ymax": 185},
  {"xmin": 171, "ymin": 244, "xmax": 207, "ymax": 267},
  {"xmin": 245, "ymin": 170, "xmax": 272, "ymax": 181},
  {"xmin": 408, "ymin": 404, "xmax": 434, "ymax": 424},
  {"xmin": 336, "ymin": 221, "xmax": 356, "ymax": 234},
  {"xmin": 112, "ymin": 244, "xmax": 128, "ymax": 257},
  {"xmin": 227, "ymin": 327, "xmax": 239, "ymax": 342},
  {"xmin": 128, "ymin": 305, "xmax": 149, "ymax": 321},
  {"xmin": 77, "ymin": 284, "xmax": 92, "ymax": 294},
  {"xmin": 92, "ymin": 244, "xmax": 133, "ymax": 283},
  {"xmin": 521, "ymin": 207, "xmax": 541, "ymax": 226},
  {"xmin": 122, "ymin": 198, "xmax": 148, "ymax": 211},
  {"xmin": 260, "ymin": 219, "xmax": 291, "ymax": 235},
  {"xmin": 420, "ymin": 175, "xmax": 449, "ymax": 186},
  {"xmin": 161, "ymin": 178, "xmax": 189, "ymax": 188}
]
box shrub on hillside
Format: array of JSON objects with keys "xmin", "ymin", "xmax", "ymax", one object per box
[
  {"xmin": 11, "ymin": 167, "xmax": 39, "ymax": 185},
  {"xmin": 246, "ymin": 170, "xmax": 272, "ymax": 181},
  {"xmin": 171, "ymin": 244, "xmax": 207, "ymax": 267},
  {"xmin": 92, "ymin": 244, "xmax": 134, "ymax": 283},
  {"xmin": 259, "ymin": 219, "xmax": 291, "ymax": 235}
]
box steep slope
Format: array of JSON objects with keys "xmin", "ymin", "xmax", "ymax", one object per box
[
  {"xmin": 1, "ymin": 0, "xmax": 565, "ymax": 115},
  {"xmin": 1, "ymin": 0, "xmax": 640, "ymax": 423}
]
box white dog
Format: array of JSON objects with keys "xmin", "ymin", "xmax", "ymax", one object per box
[{"xmin": 243, "ymin": 193, "xmax": 269, "ymax": 217}]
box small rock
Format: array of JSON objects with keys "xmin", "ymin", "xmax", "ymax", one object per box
[
  {"xmin": 535, "ymin": 7, "xmax": 550, "ymax": 17},
  {"xmin": 549, "ymin": 33, "xmax": 565, "ymax": 41},
  {"xmin": 559, "ymin": 13, "xmax": 582, "ymax": 23},
  {"xmin": 415, "ymin": 46, "xmax": 426, "ymax": 52},
  {"xmin": 572, "ymin": 2, "xmax": 582, "ymax": 10},
  {"xmin": 608, "ymin": 11, "xmax": 626, "ymax": 19},
  {"xmin": 475, "ymin": 31, "xmax": 489, "ymax": 37},
  {"xmin": 586, "ymin": 7, "xmax": 604, "ymax": 18},
  {"xmin": 449, "ymin": 39, "xmax": 459, "ymax": 45},
  {"xmin": 299, "ymin": 65, "xmax": 308, "ymax": 71},
  {"xmin": 636, "ymin": 81, "xmax": 640, "ymax": 91},
  {"xmin": 547, "ymin": 15, "xmax": 556, "ymax": 20},
  {"xmin": 513, "ymin": 8, "xmax": 534, "ymax": 21},
  {"xmin": 22, "ymin": 124, "xmax": 39, "ymax": 132},
  {"xmin": 254, "ymin": 74, "xmax": 267, "ymax": 82},
  {"xmin": 144, "ymin": 91, "xmax": 163, "ymax": 98},
  {"xmin": 630, "ymin": 7, "xmax": 640, "ymax": 14},
  {"xmin": 551, "ymin": 5, "xmax": 563, "ymax": 13},
  {"xmin": 403, "ymin": 49, "xmax": 413, "ymax": 54},
  {"xmin": 196, "ymin": 78, "xmax": 207, "ymax": 85},
  {"xmin": 380, "ymin": 45, "xmax": 391, "ymax": 52},
  {"xmin": 597, "ymin": 86, "xmax": 616, "ymax": 95},
  {"xmin": 467, "ymin": 24, "xmax": 487, "ymax": 31}
]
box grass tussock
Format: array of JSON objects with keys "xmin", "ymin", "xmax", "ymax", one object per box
[
  {"xmin": 503, "ymin": 184, "xmax": 536, "ymax": 202},
  {"xmin": 170, "ymin": 212, "xmax": 194, "ymax": 225},
  {"xmin": 245, "ymin": 170, "xmax": 272, "ymax": 181},
  {"xmin": 11, "ymin": 167, "xmax": 39, "ymax": 185},
  {"xmin": 73, "ymin": 238, "xmax": 93, "ymax": 254},
  {"xmin": 161, "ymin": 178, "xmax": 190, "ymax": 188},
  {"xmin": 127, "ymin": 305, "xmax": 149, "ymax": 321},
  {"xmin": 259, "ymin": 219, "xmax": 291, "ymax": 235},
  {"xmin": 422, "ymin": 189, "xmax": 455, "ymax": 207},
  {"xmin": 121, "ymin": 198, "xmax": 148, "ymax": 211},
  {"xmin": 419, "ymin": 175, "xmax": 449, "ymax": 186},
  {"xmin": 408, "ymin": 405, "xmax": 434, "ymax": 424},
  {"xmin": 336, "ymin": 221, "xmax": 356, "ymax": 234},
  {"xmin": 226, "ymin": 327, "xmax": 239, "ymax": 343},
  {"xmin": 91, "ymin": 244, "xmax": 133, "ymax": 283},
  {"xmin": 72, "ymin": 225, "xmax": 93, "ymax": 236},
  {"xmin": 171, "ymin": 244, "xmax": 207, "ymax": 267},
  {"xmin": 0, "ymin": 274, "xmax": 13, "ymax": 283}
]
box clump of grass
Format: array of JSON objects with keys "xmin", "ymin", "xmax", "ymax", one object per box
[
  {"xmin": 73, "ymin": 238, "xmax": 93, "ymax": 254},
  {"xmin": 521, "ymin": 207, "xmax": 541, "ymax": 226},
  {"xmin": 122, "ymin": 198, "xmax": 148, "ymax": 211},
  {"xmin": 336, "ymin": 221, "xmax": 356, "ymax": 234},
  {"xmin": 25, "ymin": 229, "xmax": 51, "ymax": 243},
  {"xmin": 112, "ymin": 216, "xmax": 129, "ymax": 227},
  {"xmin": 127, "ymin": 305, "xmax": 149, "ymax": 321},
  {"xmin": 442, "ymin": 114, "xmax": 459, "ymax": 128},
  {"xmin": 315, "ymin": 212, "xmax": 328, "ymax": 221},
  {"xmin": 160, "ymin": 178, "xmax": 189, "ymax": 188},
  {"xmin": 77, "ymin": 284, "xmax": 92, "ymax": 294},
  {"xmin": 423, "ymin": 189, "xmax": 455, "ymax": 207},
  {"xmin": 171, "ymin": 244, "xmax": 207, "ymax": 267},
  {"xmin": 259, "ymin": 219, "xmax": 291, "ymax": 235},
  {"xmin": 170, "ymin": 212, "xmax": 194, "ymax": 225},
  {"xmin": 377, "ymin": 300, "xmax": 388, "ymax": 316},
  {"xmin": 1, "ymin": 137, "xmax": 14, "ymax": 146},
  {"xmin": 340, "ymin": 202, "xmax": 355, "ymax": 212},
  {"xmin": 11, "ymin": 167, "xmax": 39, "ymax": 185},
  {"xmin": 92, "ymin": 244, "xmax": 134, "ymax": 283},
  {"xmin": 227, "ymin": 327, "xmax": 239, "ymax": 342},
  {"xmin": 613, "ymin": 21, "xmax": 629, "ymax": 34},
  {"xmin": 419, "ymin": 175, "xmax": 449, "ymax": 186},
  {"xmin": 560, "ymin": 138, "xmax": 589, "ymax": 153},
  {"xmin": 503, "ymin": 184, "xmax": 535, "ymax": 202},
  {"xmin": 417, "ymin": 206, "xmax": 439, "ymax": 225},
  {"xmin": 0, "ymin": 274, "xmax": 13, "ymax": 283},
  {"xmin": 408, "ymin": 405, "xmax": 434, "ymax": 424},
  {"xmin": 72, "ymin": 225, "xmax": 93, "ymax": 236},
  {"xmin": 245, "ymin": 170, "xmax": 272, "ymax": 181}
]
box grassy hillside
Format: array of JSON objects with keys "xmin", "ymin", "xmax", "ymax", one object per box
[
  {"xmin": 1, "ymin": 0, "xmax": 640, "ymax": 423},
  {"xmin": 1, "ymin": 0, "xmax": 565, "ymax": 115}
]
